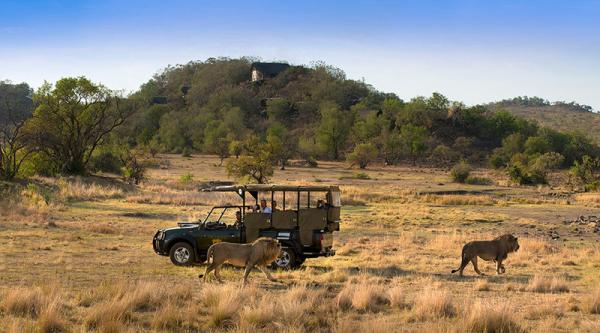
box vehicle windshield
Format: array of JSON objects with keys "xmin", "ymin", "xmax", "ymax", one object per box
[{"xmin": 203, "ymin": 207, "xmax": 242, "ymax": 226}]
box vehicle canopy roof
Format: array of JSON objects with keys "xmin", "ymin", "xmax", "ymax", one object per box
[{"xmin": 203, "ymin": 184, "xmax": 340, "ymax": 192}]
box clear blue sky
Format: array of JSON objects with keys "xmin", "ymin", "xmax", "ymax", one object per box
[{"xmin": 1, "ymin": 0, "xmax": 599, "ymax": 109}]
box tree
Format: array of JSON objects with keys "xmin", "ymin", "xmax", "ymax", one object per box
[
  {"xmin": 347, "ymin": 143, "xmax": 378, "ymax": 169},
  {"xmin": 0, "ymin": 81, "xmax": 34, "ymax": 180},
  {"xmin": 316, "ymin": 102, "xmax": 351, "ymax": 160},
  {"xmin": 226, "ymin": 138, "xmax": 274, "ymax": 184},
  {"xmin": 571, "ymin": 155, "xmax": 599, "ymax": 184},
  {"xmin": 400, "ymin": 124, "xmax": 428, "ymax": 165},
  {"xmin": 25, "ymin": 77, "xmax": 131, "ymax": 175},
  {"xmin": 266, "ymin": 122, "xmax": 295, "ymax": 170},
  {"xmin": 203, "ymin": 120, "xmax": 230, "ymax": 165}
]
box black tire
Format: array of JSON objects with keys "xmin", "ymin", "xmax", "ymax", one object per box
[
  {"xmin": 169, "ymin": 242, "xmax": 195, "ymax": 266},
  {"xmin": 272, "ymin": 247, "xmax": 302, "ymax": 270}
]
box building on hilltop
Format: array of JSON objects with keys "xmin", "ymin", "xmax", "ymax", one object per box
[{"xmin": 251, "ymin": 62, "xmax": 290, "ymax": 82}]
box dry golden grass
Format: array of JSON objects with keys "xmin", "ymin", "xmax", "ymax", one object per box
[
  {"xmin": 574, "ymin": 192, "xmax": 600, "ymax": 205},
  {"xmin": 57, "ymin": 178, "xmax": 124, "ymax": 201},
  {"xmin": 420, "ymin": 194, "xmax": 495, "ymax": 205},
  {"xmin": 526, "ymin": 275, "xmax": 570, "ymax": 293},
  {"xmin": 474, "ymin": 279, "xmax": 491, "ymax": 291},
  {"xmin": 457, "ymin": 301, "xmax": 524, "ymax": 333},
  {"xmin": 412, "ymin": 287, "xmax": 456, "ymax": 320},
  {"xmin": 584, "ymin": 289, "xmax": 600, "ymax": 314},
  {"xmin": 3, "ymin": 154, "xmax": 600, "ymax": 332}
]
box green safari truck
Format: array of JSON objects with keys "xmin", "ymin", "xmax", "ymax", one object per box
[{"xmin": 152, "ymin": 185, "xmax": 341, "ymax": 269}]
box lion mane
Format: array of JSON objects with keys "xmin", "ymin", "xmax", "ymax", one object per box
[
  {"xmin": 199, "ymin": 237, "xmax": 282, "ymax": 285},
  {"xmin": 451, "ymin": 234, "xmax": 520, "ymax": 276}
]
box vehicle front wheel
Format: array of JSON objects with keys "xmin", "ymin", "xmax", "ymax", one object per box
[
  {"xmin": 272, "ymin": 248, "xmax": 302, "ymax": 270},
  {"xmin": 169, "ymin": 242, "xmax": 196, "ymax": 266}
]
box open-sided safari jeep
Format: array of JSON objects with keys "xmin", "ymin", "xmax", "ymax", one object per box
[{"xmin": 152, "ymin": 185, "xmax": 341, "ymax": 269}]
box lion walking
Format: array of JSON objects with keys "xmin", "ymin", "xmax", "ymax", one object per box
[
  {"xmin": 199, "ymin": 237, "xmax": 282, "ymax": 285},
  {"xmin": 451, "ymin": 234, "xmax": 520, "ymax": 276}
]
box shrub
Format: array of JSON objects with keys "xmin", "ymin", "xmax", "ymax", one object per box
[
  {"xmin": 90, "ymin": 147, "xmax": 124, "ymax": 174},
  {"xmin": 465, "ymin": 176, "xmax": 493, "ymax": 185},
  {"xmin": 347, "ymin": 143, "xmax": 378, "ymax": 169},
  {"xmin": 179, "ymin": 172, "xmax": 194, "ymax": 184},
  {"xmin": 430, "ymin": 144, "xmax": 458, "ymax": 166},
  {"xmin": 451, "ymin": 161, "xmax": 471, "ymax": 183},
  {"xmin": 352, "ymin": 172, "xmax": 371, "ymax": 180},
  {"xmin": 120, "ymin": 152, "xmax": 146, "ymax": 185},
  {"xmin": 181, "ymin": 147, "xmax": 192, "ymax": 157},
  {"xmin": 571, "ymin": 155, "xmax": 599, "ymax": 184},
  {"xmin": 507, "ymin": 161, "xmax": 547, "ymax": 185},
  {"xmin": 584, "ymin": 181, "xmax": 600, "ymax": 192},
  {"xmin": 489, "ymin": 150, "xmax": 507, "ymax": 169}
]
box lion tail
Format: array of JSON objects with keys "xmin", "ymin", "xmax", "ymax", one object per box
[
  {"xmin": 198, "ymin": 245, "xmax": 215, "ymax": 279},
  {"xmin": 206, "ymin": 245, "xmax": 215, "ymax": 264},
  {"xmin": 451, "ymin": 247, "xmax": 466, "ymax": 274}
]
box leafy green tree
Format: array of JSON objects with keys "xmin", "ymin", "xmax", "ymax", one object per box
[
  {"xmin": 226, "ymin": 139, "xmax": 274, "ymax": 184},
  {"xmin": 524, "ymin": 136, "xmax": 551, "ymax": 156},
  {"xmin": 400, "ymin": 124, "xmax": 428, "ymax": 165},
  {"xmin": 203, "ymin": 120, "xmax": 230, "ymax": 165},
  {"xmin": 381, "ymin": 130, "xmax": 403, "ymax": 165},
  {"xmin": 571, "ymin": 155, "xmax": 599, "ymax": 184},
  {"xmin": 266, "ymin": 122, "xmax": 295, "ymax": 170},
  {"xmin": 26, "ymin": 77, "xmax": 132, "ymax": 174},
  {"xmin": 0, "ymin": 81, "xmax": 34, "ymax": 180},
  {"xmin": 266, "ymin": 98, "xmax": 291, "ymax": 123},
  {"xmin": 228, "ymin": 140, "xmax": 244, "ymax": 158},
  {"xmin": 316, "ymin": 102, "xmax": 351, "ymax": 160},
  {"xmin": 351, "ymin": 112, "xmax": 381, "ymax": 144},
  {"xmin": 347, "ymin": 143, "xmax": 378, "ymax": 169}
]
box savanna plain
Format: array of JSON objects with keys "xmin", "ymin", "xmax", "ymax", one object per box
[{"xmin": 2, "ymin": 155, "xmax": 600, "ymax": 333}]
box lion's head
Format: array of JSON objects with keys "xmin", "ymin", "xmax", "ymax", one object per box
[
  {"xmin": 252, "ymin": 237, "xmax": 282, "ymax": 264},
  {"xmin": 496, "ymin": 234, "xmax": 520, "ymax": 252}
]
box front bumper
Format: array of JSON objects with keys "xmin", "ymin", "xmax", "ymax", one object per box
[{"xmin": 153, "ymin": 231, "xmax": 167, "ymax": 255}]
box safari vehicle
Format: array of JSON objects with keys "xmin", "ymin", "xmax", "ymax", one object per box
[{"xmin": 152, "ymin": 185, "xmax": 341, "ymax": 269}]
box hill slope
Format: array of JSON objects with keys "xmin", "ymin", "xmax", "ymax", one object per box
[{"xmin": 489, "ymin": 98, "xmax": 600, "ymax": 143}]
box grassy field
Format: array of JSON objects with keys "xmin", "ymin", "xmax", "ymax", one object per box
[{"xmin": 2, "ymin": 154, "xmax": 600, "ymax": 332}]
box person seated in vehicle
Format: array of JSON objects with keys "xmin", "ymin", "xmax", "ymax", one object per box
[
  {"xmin": 234, "ymin": 210, "xmax": 242, "ymax": 227},
  {"xmin": 260, "ymin": 199, "xmax": 272, "ymax": 213},
  {"xmin": 272, "ymin": 200, "xmax": 278, "ymax": 212}
]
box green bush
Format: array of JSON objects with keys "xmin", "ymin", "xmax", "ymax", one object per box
[
  {"xmin": 451, "ymin": 161, "xmax": 471, "ymax": 183},
  {"xmin": 465, "ymin": 176, "xmax": 493, "ymax": 185},
  {"xmin": 507, "ymin": 162, "xmax": 547, "ymax": 185},
  {"xmin": 584, "ymin": 181, "xmax": 600, "ymax": 192},
  {"xmin": 90, "ymin": 148, "xmax": 124, "ymax": 174},
  {"xmin": 347, "ymin": 143, "xmax": 378, "ymax": 169},
  {"xmin": 179, "ymin": 172, "xmax": 194, "ymax": 184},
  {"xmin": 489, "ymin": 150, "xmax": 507, "ymax": 169},
  {"xmin": 18, "ymin": 152, "xmax": 59, "ymax": 177},
  {"xmin": 571, "ymin": 155, "xmax": 599, "ymax": 184},
  {"xmin": 352, "ymin": 172, "xmax": 371, "ymax": 180},
  {"xmin": 121, "ymin": 153, "xmax": 146, "ymax": 184},
  {"xmin": 181, "ymin": 147, "xmax": 192, "ymax": 158}
]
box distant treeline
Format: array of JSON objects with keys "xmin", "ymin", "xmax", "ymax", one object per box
[
  {"xmin": 1, "ymin": 57, "xmax": 599, "ymax": 185},
  {"xmin": 492, "ymin": 96, "xmax": 594, "ymax": 113}
]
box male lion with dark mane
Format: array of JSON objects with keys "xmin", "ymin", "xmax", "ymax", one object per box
[
  {"xmin": 451, "ymin": 234, "xmax": 520, "ymax": 276},
  {"xmin": 199, "ymin": 237, "xmax": 281, "ymax": 285}
]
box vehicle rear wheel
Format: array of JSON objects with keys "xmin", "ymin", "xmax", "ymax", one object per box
[
  {"xmin": 272, "ymin": 247, "xmax": 302, "ymax": 270},
  {"xmin": 169, "ymin": 242, "xmax": 195, "ymax": 266}
]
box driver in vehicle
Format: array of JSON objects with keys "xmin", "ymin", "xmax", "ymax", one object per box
[
  {"xmin": 235, "ymin": 210, "xmax": 242, "ymax": 227},
  {"xmin": 260, "ymin": 199, "xmax": 272, "ymax": 213}
]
